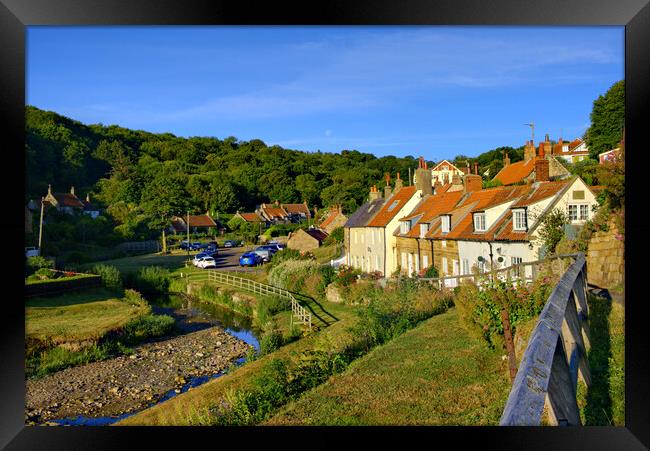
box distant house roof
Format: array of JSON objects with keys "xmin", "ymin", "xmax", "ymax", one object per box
[
  {"xmin": 492, "ymin": 158, "xmax": 537, "ymax": 186},
  {"xmin": 238, "ymin": 212, "xmax": 263, "ymax": 222},
  {"xmin": 345, "ymin": 198, "xmax": 386, "ymax": 228},
  {"xmin": 52, "ymin": 193, "xmax": 84, "ymax": 208},
  {"xmin": 511, "ymin": 180, "xmax": 569, "ymax": 208},
  {"xmin": 431, "ymin": 160, "xmax": 463, "ymax": 173},
  {"xmin": 397, "ymin": 191, "xmax": 465, "ymax": 238},
  {"xmin": 187, "ymin": 214, "xmax": 217, "ymax": 228},
  {"xmin": 304, "ymin": 228, "xmax": 329, "ymax": 243},
  {"xmin": 367, "ymin": 186, "xmax": 417, "ymax": 227},
  {"xmin": 282, "ymin": 202, "xmax": 311, "ymax": 217},
  {"xmin": 568, "ymin": 138, "xmax": 584, "ymax": 151},
  {"xmin": 260, "ymin": 203, "xmax": 288, "ymax": 220},
  {"xmin": 319, "ymin": 207, "xmax": 345, "ymax": 231}
]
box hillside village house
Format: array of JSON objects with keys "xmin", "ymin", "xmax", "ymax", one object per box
[
  {"xmin": 552, "ymin": 137, "xmax": 591, "ymax": 164},
  {"xmin": 170, "ymin": 212, "xmax": 219, "ymax": 235},
  {"xmin": 319, "ymin": 204, "xmax": 348, "ymax": 234},
  {"xmin": 599, "ymin": 147, "xmax": 621, "ymax": 164},
  {"xmin": 287, "ymin": 227, "xmax": 329, "ymax": 253},
  {"xmin": 343, "ymin": 195, "xmax": 386, "ymax": 270},
  {"xmin": 82, "ymin": 194, "xmax": 100, "ymax": 219},
  {"xmin": 257, "ymin": 202, "xmax": 289, "ymax": 224},
  {"xmin": 42, "ymin": 185, "xmax": 85, "ymax": 215},
  {"xmin": 232, "ymin": 211, "xmax": 264, "ymax": 224},
  {"xmin": 429, "ymin": 159, "xmax": 466, "ymax": 185},
  {"xmin": 345, "ymin": 160, "xmax": 430, "ymax": 276},
  {"xmin": 281, "ymin": 202, "xmax": 311, "ymax": 223},
  {"xmin": 492, "ymin": 135, "xmax": 570, "ymax": 186}
]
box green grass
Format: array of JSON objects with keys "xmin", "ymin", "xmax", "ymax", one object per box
[
  {"xmin": 576, "ymin": 294, "xmax": 625, "ymax": 425},
  {"xmin": 26, "ymin": 288, "xmax": 149, "ymax": 344},
  {"xmin": 80, "ymin": 252, "xmax": 189, "ymax": 274},
  {"xmin": 25, "ymin": 273, "xmax": 98, "ymax": 285},
  {"xmin": 265, "ymin": 308, "xmax": 511, "ymax": 425}
]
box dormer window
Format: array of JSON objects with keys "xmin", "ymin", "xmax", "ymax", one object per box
[
  {"xmin": 419, "ymin": 223, "xmax": 428, "ymax": 238},
  {"xmin": 513, "ymin": 209, "xmax": 527, "ymax": 231},
  {"xmin": 473, "ymin": 212, "xmax": 486, "ymax": 232},
  {"xmin": 400, "ymin": 221, "xmax": 410, "ymax": 234},
  {"xmin": 441, "ymin": 215, "xmax": 451, "ymax": 233}
]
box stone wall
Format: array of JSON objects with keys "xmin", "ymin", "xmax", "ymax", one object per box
[{"xmin": 586, "ymin": 220, "xmax": 624, "ymax": 289}]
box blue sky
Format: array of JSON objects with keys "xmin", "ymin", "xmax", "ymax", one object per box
[{"xmin": 26, "ymin": 26, "xmax": 623, "ymax": 161}]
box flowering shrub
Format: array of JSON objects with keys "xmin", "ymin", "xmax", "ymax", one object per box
[{"xmin": 454, "ymin": 275, "xmax": 557, "ymax": 350}]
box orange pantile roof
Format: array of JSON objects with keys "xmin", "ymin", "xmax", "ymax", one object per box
[
  {"xmin": 429, "ymin": 185, "xmax": 529, "ymax": 241},
  {"xmin": 187, "ymin": 214, "xmax": 217, "ymax": 227},
  {"xmin": 511, "ymin": 181, "xmax": 568, "ymax": 207},
  {"xmin": 367, "ymin": 186, "xmax": 417, "ymax": 227},
  {"xmin": 239, "ymin": 212, "xmax": 262, "ymax": 222},
  {"xmin": 52, "ymin": 193, "xmax": 84, "ymax": 208},
  {"xmin": 568, "ymin": 138, "xmax": 583, "ymax": 150},
  {"xmin": 493, "ymin": 211, "xmax": 529, "ymax": 242},
  {"xmin": 282, "ymin": 203, "xmax": 310, "ymax": 216},
  {"xmin": 261, "ymin": 204, "xmax": 288, "ymax": 218},
  {"xmin": 492, "ymin": 158, "xmax": 536, "ymax": 186},
  {"xmin": 398, "ymin": 191, "xmax": 465, "ymax": 238},
  {"xmin": 589, "ymin": 185, "xmax": 605, "ymax": 195},
  {"xmin": 434, "ymin": 183, "xmax": 453, "ymax": 194},
  {"xmin": 319, "ymin": 210, "xmax": 343, "ymax": 230}
]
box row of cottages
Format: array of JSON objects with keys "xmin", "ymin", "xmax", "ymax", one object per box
[
  {"xmin": 26, "ymin": 185, "xmax": 101, "ymax": 219},
  {"xmin": 345, "ymin": 152, "xmax": 598, "ymax": 278},
  {"xmin": 286, "ymin": 205, "xmax": 348, "ymax": 252}
]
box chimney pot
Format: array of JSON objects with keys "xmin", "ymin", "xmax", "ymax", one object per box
[
  {"xmin": 474, "ymin": 162, "xmax": 479, "ymax": 175},
  {"xmin": 535, "ymin": 158, "xmax": 549, "ymax": 182},
  {"xmin": 70, "ymin": 186, "xmax": 75, "ymax": 195}
]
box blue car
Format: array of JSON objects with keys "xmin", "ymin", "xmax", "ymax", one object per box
[{"xmin": 239, "ymin": 252, "xmax": 262, "ymax": 267}]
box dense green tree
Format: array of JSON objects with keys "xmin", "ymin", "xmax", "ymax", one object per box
[{"xmin": 585, "ymin": 80, "xmax": 625, "ymax": 160}]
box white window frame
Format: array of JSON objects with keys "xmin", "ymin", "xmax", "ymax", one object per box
[
  {"xmin": 513, "ymin": 209, "xmax": 527, "ymax": 231},
  {"xmin": 401, "ymin": 252, "xmax": 407, "ymax": 271},
  {"xmin": 473, "ymin": 212, "xmax": 486, "ymax": 232},
  {"xmin": 441, "ymin": 215, "xmax": 451, "ymax": 233},
  {"xmin": 420, "ymin": 223, "xmax": 428, "ymax": 238},
  {"xmin": 579, "ymin": 204, "xmax": 589, "ymax": 221},
  {"xmin": 423, "ymin": 255, "xmax": 429, "ymax": 269},
  {"xmin": 462, "ymin": 258, "xmax": 469, "ymax": 275},
  {"xmin": 400, "ymin": 222, "xmax": 410, "ymax": 234},
  {"xmin": 442, "ymin": 257, "xmax": 448, "ymax": 275}
]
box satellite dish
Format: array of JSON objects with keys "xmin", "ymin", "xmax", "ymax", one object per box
[{"xmin": 477, "ymin": 256, "xmax": 485, "ymax": 262}]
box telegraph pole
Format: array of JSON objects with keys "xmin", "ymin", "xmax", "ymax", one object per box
[
  {"xmin": 38, "ymin": 197, "xmax": 44, "ymax": 251},
  {"xmin": 187, "ymin": 210, "xmax": 190, "ymax": 260}
]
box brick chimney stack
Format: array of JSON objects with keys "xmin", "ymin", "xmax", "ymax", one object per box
[
  {"xmin": 394, "ymin": 172, "xmax": 404, "ymax": 192},
  {"xmin": 474, "ymin": 162, "xmax": 479, "ymax": 175},
  {"xmin": 524, "ymin": 140, "xmax": 536, "ymax": 162},
  {"xmin": 384, "ymin": 173, "xmax": 393, "ymax": 199},
  {"xmin": 543, "ymin": 134, "xmax": 552, "ymax": 157},
  {"xmin": 463, "ymin": 174, "xmax": 482, "ymax": 193},
  {"xmin": 535, "ymin": 158, "xmax": 549, "ymax": 182},
  {"xmin": 504, "ymin": 150, "xmax": 510, "ymax": 167},
  {"xmin": 369, "ymin": 185, "xmax": 382, "ymax": 201},
  {"xmin": 415, "ymin": 157, "xmax": 433, "ymax": 196}
]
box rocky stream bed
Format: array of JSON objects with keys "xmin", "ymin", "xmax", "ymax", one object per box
[{"xmin": 25, "ymin": 324, "xmax": 252, "ymax": 425}]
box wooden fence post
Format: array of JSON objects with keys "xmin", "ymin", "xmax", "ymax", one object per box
[{"xmin": 545, "ymin": 335, "xmax": 582, "ymax": 426}]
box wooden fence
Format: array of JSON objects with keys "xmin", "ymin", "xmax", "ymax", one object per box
[
  {"xmin": 418, "ymin": 253, "xmax": 578, "ymax": 289},
  {"xmin": 199, "ymin": 271, "xmax": 313, "ymax": 329},
  {"xmin": 500, "ymin": 252, "xmax": 591, "ymax": 426}
]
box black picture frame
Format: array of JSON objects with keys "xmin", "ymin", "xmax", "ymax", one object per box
[{"xmin": 2, "ymin": 0, "xmax": 647, "ymax": 449}]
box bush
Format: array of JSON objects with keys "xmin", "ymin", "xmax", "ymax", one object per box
[
  {"xmin": 322, "ymin": 227, "xmax": 344, "ymax": 246},
  {"xmin": 268, "ymin": 259, "xmax": 322, "ymax": 293},
  {"xmin": 124, "ymin": 266, "xmax": 171, "ymax": 294},
  {"xmin": 25, "ymin": 256, "xmax": 54, "ymax": 276},
  {"xmin": 90, "ymin": 264, "xmax": 123, "ymax": 292},
  {"xmin": 423, "ymin": 265, "xmax": 439, "ymax": 278},
  {"xmin": 121, "ymin": 314, "xmax": 175, "ymax": 344},
  {"xmin": 259, "ymin": 327, "xmax": 284, "ymax": 356},
  {"xmin": 123, "ymin": 288, "xmax": 149, "ymax": 307},
  {"xmin": 270, "ymin": 248, "xmax": 305, "ymax": 265},
  {"xmin": 454, "ymin": 275, "xmax": 557, "ymax": 350}
]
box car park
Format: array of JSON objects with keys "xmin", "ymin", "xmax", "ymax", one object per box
[
  {"xmin": 25, "ymin": 246, "xmax": 40, "ymax": 257},
  {"xmin": 223, "ymin": 240, "xmax": 238, "ymax": 248},
  {"xmin": 239, "ymin": 252, "xmax": 262, "ymax": 267}
]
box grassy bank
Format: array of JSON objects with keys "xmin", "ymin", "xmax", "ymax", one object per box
[
  {"xmin": 576, "ymin": 294, "xmax": 625, "ymax": 425},
  {"xmin": 26, "ymin": 288, "xmax": 174, "ymax": 379},
  {"xmin": 265, "ymin": 308, "xmax": 511, "ymax": 425}
]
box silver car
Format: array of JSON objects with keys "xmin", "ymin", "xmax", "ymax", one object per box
[{"xmin": 252, "ymin": 248, "xmax": 272, "ymax": 262}]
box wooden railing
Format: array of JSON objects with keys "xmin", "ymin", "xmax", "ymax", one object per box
[
  {"xmin": 499, "ymin": 252, "xmax": 591, "ymax": 426},
  {"xmin": 418, "ymin": 253, "xmax": 579, "ymax": 289},
  {"xmin": 205, "ymin": 271, "xmax": 312, "ymax": 330}
]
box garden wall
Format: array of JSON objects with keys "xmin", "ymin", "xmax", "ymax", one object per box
[{"xmin": 586, "ymin": 219, "xmax": 624, "ymax": 289}]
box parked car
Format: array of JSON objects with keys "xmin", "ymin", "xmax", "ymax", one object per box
[
  {"xmin": 223, "ymin": 240, "xmax": 238, "ymax": 248},
  {"xmin": 265, "ymin": 242, "xmax": 284, "ymax": 251},
  {"xmin": 180, "ymin": 240, "xmax": 190, "ymax": 250},
  {"xmin": 253, "ymin": 248, "xmax": 273, "ymax": 262},
  {"xmin": 196, "ymin": 256, "xmax": 217, "ymax": 269},
  {"xmin": 25, "ymin": 246, "xmax": 40, "ymax": 257},
  {"xmin": 195, "ymin": 249, "xmax": 218, "ymax": 259},
  {"xmin": 256, "ymin": 245, "xmax": 279, "ymax": 255},
  {"xmin": 239, "ymin": 252, "xmax": 262, "ymax": 267}
]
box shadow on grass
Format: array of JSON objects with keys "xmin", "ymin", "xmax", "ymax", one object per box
[
  {"xmin": 25, "ymin": 288, "xmax": 121, "ymax": 308},
  {"xmin": 583, "ymin": 292, "xmax": 613, "ymax": 425},
  {"xmin": 292, "ymin": 293, "xmax": 339, "ymax": 327}
]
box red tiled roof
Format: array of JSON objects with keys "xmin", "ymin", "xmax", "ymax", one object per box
[
  {"xmin": 262, "ymin": 205, "xmax": 288, "ymax": 218},
  {"xmin": 282, "ymin": 203, "xmax": 310, "ymax": 216},
  {"xmin": 319, "ymin": 211, "xmax": 344, "ymax": 230},
  {"xmin": 367, "ymin": 186, "xmax": 417, "ymax": 227},
  {"xmin": 53, "ymin": 193, "xmax": 84, "ymax": 208},
  {"xmin": 493, "ymin": 211, "xmax": 529, "ymax": 242},
  {"xmin": 511, "ymin": 181, "xmax": 568, "ymax": 207},
  {"xmin": 429, "ymin": 185, "xmax": 529, "ymax": 241},
  {"xmin": 398, "ymin": 191, "xmax": 465, "ymax": 238},
  {"xmin": 568, "ymin": 138, "xmax": 583, "ymax": 150},
  {"xmin": 434, "ymin": 183, "xmax": 453, "ymax": 194},
  {"xmin": 492, "ymin": 158, "xmax": 536, "ymax": 186},
  {"xmin": 589, "ymin": 185, "xmax": 605, "ymax": 195},
  {"xmin": 187, "ymin": 214, "xmax": 217, "ymax": 227},
  {"xmin": 239, "ymin": 212, "xmax": 262, "ymax": 222}
]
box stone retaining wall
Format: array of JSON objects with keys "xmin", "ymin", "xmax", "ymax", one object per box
[{"xmin": 586, "ymin": 220, "xmax": 624, "ymax": 289}]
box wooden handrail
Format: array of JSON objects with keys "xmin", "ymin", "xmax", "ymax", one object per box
[
  {"xmin": 204, "ymin": 271, "xmax": 312, "ymax": 330},
  {"xmin": 500, "ymin": 252, "xmax": 591, "ymax": 426}
]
